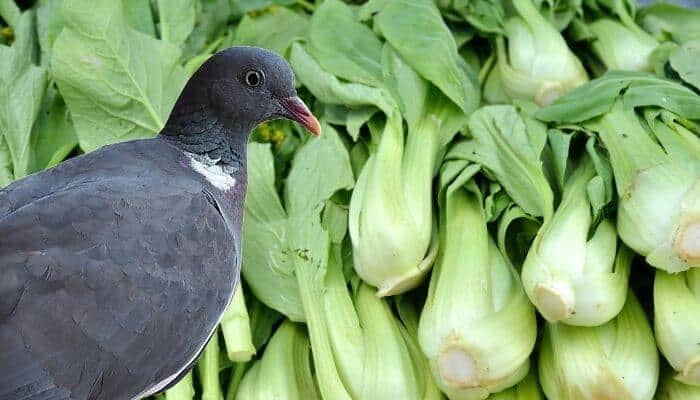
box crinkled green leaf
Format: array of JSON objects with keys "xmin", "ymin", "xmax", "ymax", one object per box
[
  {"xmin": 157, "ymin": 0, "xmax": 195, "ymax": 45},
  {"xmin": 52, "ymin": 0, "xmax": 188, "ymax": 151},
  {"xmin": 0, "ymin": 12, "xmax": 47, "ymax": 180},
  {"xmin": 235, "ymin": 8, "xmax": 308, "ymax": 56},
  {"xmin": 545, "ymin": 128, "xmax": 572, "ymax": 191},
  {"xmin": 376, "ymin": 0, "xmax": 480, "ymax": 113},
  {"xmin": 308, "ymin": 0, "xmax": 384, "ymax": 87},
  {"xmin": 669, "ymin": 39, "xmax": 700, "ymax": 90}
]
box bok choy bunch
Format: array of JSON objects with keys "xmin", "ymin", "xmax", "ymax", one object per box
[
  {"xmin": 290, "ymin": 0, "xmax": 479, "ymax": 295},
  {"xmin": 235, "ymin": 321, "xmax": 320, "ymax": 400},
  {"xmin": 537, "ymin": 72, "xmax": 700, "ymax": 273},
  {"xmin": 418, "ymin": 161, "xmax": 536, "ymax": 399},
  {"xmin": 582, "ymin": 0, "xmax": 658, "ymax": 72},
  {"xmin": 521, "ymin": 156, "xmax": 630, "ymax": 326},
  {"xmin": 539, "ymin": 292, "xmax": 659, "ymax": 400},
  {"xmin": 242, "ymin": 125, "xmax": 429, "ymax": 400},
  {"xmin": 496, "ymin": 0, "xmax": 588, "ymax": 105},
  {"xmin": 654, "ymin": 269, "xmax": 700, "ymax": 386}
]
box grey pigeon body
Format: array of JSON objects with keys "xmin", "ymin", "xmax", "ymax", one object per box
[{"xmin": 0, "ymin": 47, "xmax": 320, "ymax": 400}]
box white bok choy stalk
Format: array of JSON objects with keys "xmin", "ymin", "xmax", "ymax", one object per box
[
  {"xmin": 235, "ymin": 322, "xmax": 321, "ymax": 400},
  {"xmin": 584, "ymin": 0, "xmax": 658, "ymax": 71},
  {"xmin": 539, "ymin": 292, "xmax": 659, "ymax": 400},
  {"xmin": 655, "ymin": 269, "xmax": 700, "ymax": 386},
  {"xmin": 496, "ymin": 0, "xmax": 588, "ymax": 105},
  {"xmin": 291, "ymin": 0, "xmax": 479, "ymax": 296},
  {"xmin": 241, "ymin": 124, "xmax": 424, "ymax": 400},
  {"xmin": 418, "ymin": 161, "xmax": 537, "ymax": 399},
  {"xmin": 537, "ymin": 72, "xmax": 700, "ymax": 273},
  {"xmin": 522, "ymin": 156, "xmax": 630, "ymax": 326}
]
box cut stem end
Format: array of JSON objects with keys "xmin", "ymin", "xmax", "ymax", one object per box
[
  {"xmin": 438, "ymin": 346, "xmax": 479, "ymax": 388},
  {"xmin": 534, "ymin": 283, "xmax": 574, "ymax": 322}
]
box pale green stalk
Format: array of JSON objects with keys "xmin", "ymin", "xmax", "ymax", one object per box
[
  {"xmin": 655, "ymin": 269, "xmax": 700, "ymax": 385},
  {"xmin": 220, "ymin": 287, "xmax": 255, "ymax": 362}
]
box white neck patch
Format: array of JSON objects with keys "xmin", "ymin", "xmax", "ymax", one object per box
[{"xmin": 188, "ymin": 155, "xmax": 236, "ymax": 192}]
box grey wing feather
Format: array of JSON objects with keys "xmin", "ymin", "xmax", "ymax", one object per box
[{"xmin": 0, "ymin": 140, "xmax": 239, "ymax": 400}]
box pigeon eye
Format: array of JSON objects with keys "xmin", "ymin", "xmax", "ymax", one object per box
[{"xmin": 244, "ymin": 70, "xmax": 263, "ymax": 87}]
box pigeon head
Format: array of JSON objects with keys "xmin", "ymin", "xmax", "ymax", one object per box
[{"xmin": 164, "ymin": 46, "xmax": 321, "ymax": 140}]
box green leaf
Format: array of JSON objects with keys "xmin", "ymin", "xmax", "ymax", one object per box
[
  {"xmin": 36, "ymin": 0, "xmax": 66, "ymax": 66},
  {"xmin": 545, "ymin": 128, "xmax": 572, "ymax": 191},
  {"xmin": 289, "ymin": 43, "xmax": 397, "ymax": 117},
  {"xmin": 639, "ymin": 3, "xmax": 700, "ymax": 44},
  {"xmin": 0, "ymin": 12, "xmax": 48, "ymax": 180},
  {"xmin": 52, "ymin": 0, "xmax": 188, "ymax": 151},
  {"xmin": 308, "ymin": 0, "xmax": 384, "ymax": 87},
  {"xmin": 461, "ymin": 105, "xmax": 554, "ymax": 218},
  {"xmin": 29, "ymin": 86, "xmax": 77, "ymax": 173},
  {"xmin": 536, "ymin": 71, "xmax": 700, "ymax": 123},
  {"xmin": 232, "ymin": 0, "xmax": 296, "ymax": 14},
  {"xmin": 450, "ymin": 0, "xmax": 505, "ymax": 34},
  {"xmin": 157, "ymin": 0, "xmax": 195, "ymax": 45},
  {"xmin": 0, "ymin": 0, "xmax": 20, "ymax": 29},
  {"xmin": 0, "ymin": 136, "xmax": 12, "ymax": 187},
  {"xmin": 122, "ymin": 0, "xmax": 156, "ymax": 37},
  {"xmin": 242, "ymin": 125, "xmax": 354, "ymax": 321},
  {"xmin": 376, "ymin": 0, "xmax": 480, "ymax": 113},
  {"xmin": 670, "ymin": 39, "xmax": 700, "ymax": 90},
  {"xmin": 234, "ymin": 7, "xmax": 308, "ymax": 56}
]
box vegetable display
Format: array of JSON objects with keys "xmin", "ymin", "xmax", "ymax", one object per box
[{"xmin": 1, "ymin": 0, "xmax": 699, "ymax": 399}]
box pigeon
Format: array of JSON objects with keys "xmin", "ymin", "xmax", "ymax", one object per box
[{"xmin": 0, "ymin": 46, "xmax": 320, "ymax": 400}]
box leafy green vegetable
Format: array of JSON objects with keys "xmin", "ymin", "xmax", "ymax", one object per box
[
  {"xmin": 220, "ymin": 287, "xmax": 255, "ymax": 362},
  {"xmin": 495, "ymin": 0, "xmax": 588, "ymax": 105},
  {"xmin": 669, "ymin": 39, "xmax": 700, "ymax": 90},
  {"xmin": 52, "ymin": 0, "xmax": 188, "ymax": 151},
  {"xmin": 539, "ymin": 292, "xmax": 659, "ymax": 400},
  {"xmin": 233, "ymin": 7, "xmax": 308, "ymax": 56},
  {"xmin": 418, "ymin": 161, "xmax": 536, "ymax": 399},
  {"xmin": 522, "ymin": 157, "xmax": 629, "ymax": 326},
  {"xmin": 29, "ymin": 86, "xmax": 77, "ymax": 173},
  {"xmin": 537, "ymin": 72, "xmax": 700, "ymax": 273},
  {"xmin": 654, "ymin": 269, "xmax": 700, "ymax": 386},
  {"xmin": 235, "ymin": 321, "xmax": 321, "ymax": 400},
  {"xmin": 638, "ymin": 3, "xmax": 700, "ymax": 44},
  {"xmin": 0, "ymin": 11, "xmax": 47, "ymax": 182},
  {"xmin": 157, "ymin": 0, "xmax": 196, "ymax": 46}
]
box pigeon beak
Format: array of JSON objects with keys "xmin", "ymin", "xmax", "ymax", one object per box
[{"xmin": 279, "ymin": 96, "xmax": 322, "ymax": 136}]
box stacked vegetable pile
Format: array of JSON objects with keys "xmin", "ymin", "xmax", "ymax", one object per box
[{"xmin": 1, "ymin": 0, "xmax": 700, "ymax": 398}]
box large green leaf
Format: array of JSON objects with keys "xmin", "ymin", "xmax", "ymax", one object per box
[
  {"xmin": 376, "ymin": 0, "xmax": 480, "ymax": 113},
  {"xmin": 234, "ymin": 7, "xmax": 308, "ymax": 56},
  {"xmin": 0, "ymin": 136, "xmax": 12, "ymax": 187},
  {"xmin": 157, "ymin": 0, "xmax": 195, "ymax": 45},
  {"xmin": 0, "ymin": 12, "xmax": 47, "ymax": 180},
  {"xmin": 52, "ymin": 0, "xmax": 188, "ymax": 151},
  {"xmin": 308, "ymin": 0, "xmax": 384, "ymax": 87}
]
